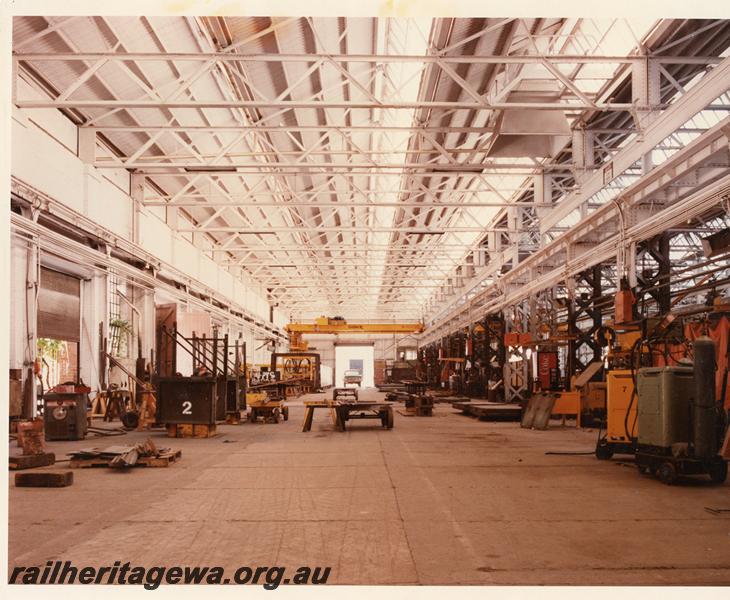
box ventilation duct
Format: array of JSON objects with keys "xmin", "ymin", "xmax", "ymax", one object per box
[{"xmin": 489, "ymin": 110, "xmax": 571, "ymax": 158}]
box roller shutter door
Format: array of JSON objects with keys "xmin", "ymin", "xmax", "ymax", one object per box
[{"xmin": 37, "ymin": 267, "xmax": 81, "ymax": 342}]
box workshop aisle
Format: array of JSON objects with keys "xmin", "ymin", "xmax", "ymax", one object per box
[{"xmin": 9, "ymin": 389, "xmax": 730, "ymax": 585}]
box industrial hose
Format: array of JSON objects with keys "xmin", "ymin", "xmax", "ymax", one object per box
[{"xmin": 625, "ymin": 336, "xmax": 650, "ymax": 443}]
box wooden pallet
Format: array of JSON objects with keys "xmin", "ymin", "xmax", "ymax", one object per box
[
  {"xmin": 69, "ymin": 449, "xmax": 182, "ymax": 469},
  {"xmin": 166, "ymin": 423, "xmax": 217, "ymax": 438}
]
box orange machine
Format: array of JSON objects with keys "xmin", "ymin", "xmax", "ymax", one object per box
[
  {"xmin": 550, "ymin": 391, "xmax": 581, "ymax": 427},
  {"xmin": 595, "ymin": 369, "xmax": 637, "ymax": 459},
  {"xmin": 615, "ymin": 289, "xmax": 636, "ymax": 324}
]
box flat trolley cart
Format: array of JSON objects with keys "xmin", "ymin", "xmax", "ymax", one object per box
[
  {"xmin": 335, "ymin": 400, "xmax": 393, "ymax": 431},
  {"xmin": 247, "ymin": 382, "xmax": 289, "ymax": 424}
]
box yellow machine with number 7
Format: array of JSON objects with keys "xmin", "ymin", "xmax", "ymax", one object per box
[{"xmin": 595, "ymin": 370, "xmax": 637, "ymax": 459}]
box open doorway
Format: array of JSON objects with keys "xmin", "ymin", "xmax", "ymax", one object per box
[
  {"xmin": 36, "ymin": 267, "xmax": 81, "ymax": 407},
  {"xmin": 36, "ymin": 338, "xmax": 79, "ymax": 390},
  {"xmin": 335, "ymin": 344, "xmax": 375, "ymax": 388}
]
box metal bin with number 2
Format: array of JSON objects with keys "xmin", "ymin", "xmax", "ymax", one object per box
[{"xmin": 156, "ymin": 376, "xmax": 218, "ymax": 425}]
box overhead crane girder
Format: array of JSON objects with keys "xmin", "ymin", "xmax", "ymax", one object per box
[{"xmin": 285, "ymin": 317, "xmax": 424, "ymax": 351}]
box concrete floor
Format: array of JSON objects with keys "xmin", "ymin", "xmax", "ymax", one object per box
[{"xmin": 8, "ymin": 388, "xmax": 730, "ymax": 585}]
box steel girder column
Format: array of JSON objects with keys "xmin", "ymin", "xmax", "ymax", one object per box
[
  {"xmin": 484, "ymin": 314, "xmax": 506, "ymax": 401},
  {"xmin": 531, "ymin": 287, "xmax": 557, "ymax": 342},
  {"xmin": 428, "ymin": 344, "xmax": 440, "ymax": 388},
  {"xmin": 438, "ymin": 336, "xmax": 448, "ymax": 386},
  {"xmin": 635, "ymin": 232, "xmax": 674, "ymax": 317},
  {"xmin": 531, "ymin": 286, "xmax": 563, "ymax": 390},
  {"xmin": 418, "ymin": 344, "xmax": 439, "ymax": 388},
  {"xmin": 568, "ymin": 265, "xmax": 604, "ymax": 378},
  {"xmin": 443, "ymin": 329, "xmax": 466, "ymax": 394},
  {"xmin": 467, "ymin": 321, "xmax": 487, "ymax": 398},
  {"xmin": 504, "ymin": 301, "xmax": 531, "ymax": 403}
]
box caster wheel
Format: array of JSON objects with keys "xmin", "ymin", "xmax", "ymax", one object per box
[
  {"xmin": 708, "ymin": 461, "xmax": 727, "ymax": 484},
  {"xmin": 657, "ymin": 462, "xmax": 677, "ymax": 485},
  {"xmin": 384, "ymin": 409, "xmax": 394, "ymax": 429},
  {"xmin": 282, "ymin": 406, "xmax": 289, "ymax": 421},
  {"xmin": 595, "ymin": 442, "xmax": 614, "ymax": 460}
]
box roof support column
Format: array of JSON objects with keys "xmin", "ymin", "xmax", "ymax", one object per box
[
  {"xmin": 503, "ymin": 297, "xmax": 531, "ymax": 403},
  {"xmin": 534, "ymin": 171, "xmax": 553, "ymax": 246},
  {"xmin": 632, "ymin": 56, "xmax": 662, "ymax": 129},
  {"xmin": 130, "ymin": 174, "xmax": 144, "ymax": 245},
  {"xmin": 571, "ymin": 128, "xmax": 596, "ymax": 220},
  {"xmin": 572, "ymin": 127, "xmax": 596, "ymax": 172},
  {"xmin": 78, "ymin": 127, "xmax": 96, "ymax": 164}
]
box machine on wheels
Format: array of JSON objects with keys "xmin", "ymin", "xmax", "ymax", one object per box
[
  {"xmin": 43, "ymin": 382, "xmax": 90, "ymax": 441},
  {"xmin": 248, "ymin": 401, "xmax": 289, "ymax": 424},
  {"xmin": 632, "ymin": 337, "xmax": 728, "ymax": 485},
  {"xmin": 247, "ymin": 383, "xmax": 289, "ymax": 424},
  {"xmin": 595, "ymin": 369, "xmax": 637, "ymax": 460}
]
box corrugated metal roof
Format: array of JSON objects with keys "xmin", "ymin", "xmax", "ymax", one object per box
[{"xmin": 12, "ymin": 15, "xmax": 729, "ymax": 320}]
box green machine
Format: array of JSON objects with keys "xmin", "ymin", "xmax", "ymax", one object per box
[
  {"xmin": 634, "ymin": 337, "xmax": 727, "ymax": 485},
  {"xmin": 637, "ymin": 367, "xmax": 694, "ymax": 448}
]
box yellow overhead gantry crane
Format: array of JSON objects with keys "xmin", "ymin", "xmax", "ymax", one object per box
[{"xmin": 286, "ymin": 317, "xmax": 424, "ymax": 351}]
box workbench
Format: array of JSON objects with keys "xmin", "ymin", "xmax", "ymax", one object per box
[{"xmin": 301, "ymin": 400, "xmax": 340, "ymax": 432}]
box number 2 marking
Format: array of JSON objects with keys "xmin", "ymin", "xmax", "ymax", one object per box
[{"xmin": 182, "ymin": 401, "xmax": 192, "ymax": 415}]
